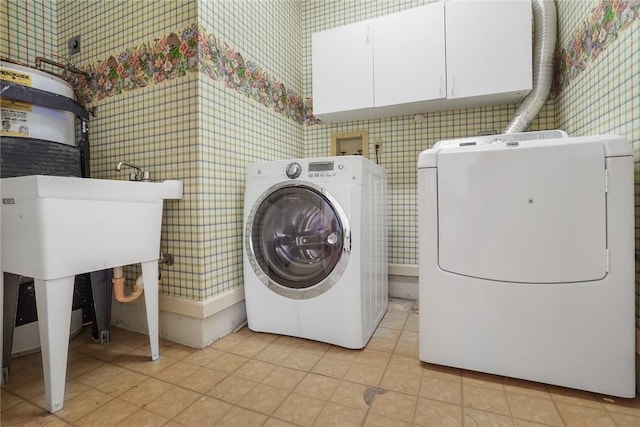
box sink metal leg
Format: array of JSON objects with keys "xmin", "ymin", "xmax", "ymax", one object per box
[
  {"xmin": 34, "ymin": 275, "xmax": 74, "ymax": 413},
  {"xmin": 141, "ymin": 261, "xmax": 159, "ymax": 361},
  {"xmin": 2, "ymin": 273, "xmax": 20, "ymax": 385},
  {"xmin": 89, "ymin": 269, "xmax": 113, "ymax": 344}
]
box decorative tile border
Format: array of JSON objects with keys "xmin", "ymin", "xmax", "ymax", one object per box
[
  {"xmin": 555, "ymin": 0, "xmax": 640, "ymax": 91},
  {"xmin": 72, "ymin": 24, "xmax": 318, "ymax": 125}
]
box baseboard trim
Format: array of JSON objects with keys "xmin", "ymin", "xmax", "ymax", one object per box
[
  {"xmin": 388, "ymin": 264, "xmax": 419, "ymax": 300},
  {"xmin": 125, "ymin": 286, "xmax": 245, "ymax": 319},
  {"xmin": 163, "ymin": 287, "xmax": 245, "ymax": 319},
  {"xmin": 388, "ymin": 263, "xmax": 419, "ymax": 277}
]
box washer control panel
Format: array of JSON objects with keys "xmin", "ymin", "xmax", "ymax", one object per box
[
  {"xmin": 278, "ymin": 157, "xmax": 366, "ymax": 183},
  {"xmin": 285, "ymin": 160, "xmax": 344, "ymax": 179},
  {"xmin": 307, "ymin": 160, "xmax": 338, "ymax": 178}
]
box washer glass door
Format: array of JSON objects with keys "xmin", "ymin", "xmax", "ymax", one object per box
[{"xmin": 248, "ymin": 184, "xmax": 348, "ymax": 298}]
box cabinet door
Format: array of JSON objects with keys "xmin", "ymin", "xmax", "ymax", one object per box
[
  {"xmin": 373, "ymin": 2, "xmax": 446, "ymax": 107},
  {"xmin": 312, "ymin": 20, "xmax": 374, "ymax": 117},
  {"xmin": 445, "ymin": 0, "xmax": 532, "ymax": 100}
]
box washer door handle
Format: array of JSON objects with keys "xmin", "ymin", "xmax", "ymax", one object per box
[{"xmin": 343, "ymin": 230, "xmax": 351, "ymax": 252}]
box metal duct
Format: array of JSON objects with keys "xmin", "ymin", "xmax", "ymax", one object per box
[{"xmin": 504, "ymin": 0, "xmax": 557, "ymax": 134}]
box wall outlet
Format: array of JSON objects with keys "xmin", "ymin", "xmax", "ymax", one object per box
[{"xmin": 68, "ymin": 36, "xmax": 81, "ymax": 55}]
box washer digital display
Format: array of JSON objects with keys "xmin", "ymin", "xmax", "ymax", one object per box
[{"xmin": 308, "ymin": 161, "xmax": 334, "ymax": 172}]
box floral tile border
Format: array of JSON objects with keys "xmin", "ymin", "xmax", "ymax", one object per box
[
  {"xmin": 554, "ymin": 0, "xmax": 640, "ymax": 92},
  {"xmin": 70, "ymin": 23, "xmax": 319, "ymax": 126}
]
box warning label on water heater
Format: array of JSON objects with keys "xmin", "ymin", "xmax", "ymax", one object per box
[
  {"xmin": 0, "ymin": 68, "xmax": 33, "ymax": 137},
  {"xmin": 1, "ymin": 98, "xmax": 32, "ymax": 137}
]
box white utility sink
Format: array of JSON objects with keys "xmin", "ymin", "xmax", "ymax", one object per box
[{"xmin": 0, "ymin": 175, "xmax": 183, "ymax": 413}]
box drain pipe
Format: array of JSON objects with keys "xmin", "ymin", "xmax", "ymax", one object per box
[
  {"xmin": 112, "ymin": 266, "xmax": 144, "ymax": 303},
  {"xmin": 112, "ymin": 254, "xmax": 172, "ymax": 303},
  {"xmin": 504, "ymin": 0, "xmax": 557, "ymax": 134}
]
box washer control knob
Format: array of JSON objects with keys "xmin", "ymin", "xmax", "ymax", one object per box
[{"xmin": 286, "ymin": 162, "xmax": 302, "ymax": 179}]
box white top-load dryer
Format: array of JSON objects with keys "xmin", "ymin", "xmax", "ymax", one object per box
[{"xmin": 418, "ymin": 131, "xmax": 635, "ymax": 397}]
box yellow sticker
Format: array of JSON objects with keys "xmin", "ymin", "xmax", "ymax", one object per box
[
  {"xmin": 1, "ymin": 98, "xmax": 32, "ymax": 112},
  {"xmin": 0, "ymin": 67, "xmax": 32, "ymax": 86},
  {"xmin": 1, "ymin": 96, "xmax": 31, "ymax": 137}
]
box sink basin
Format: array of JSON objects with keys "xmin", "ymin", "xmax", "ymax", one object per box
[
  {"xmin": 1, "ymin": 175, "xmax": 182, "ymax": 279},
  {"xmin": 0, "ymin": 175, "xmax": 182, "ymax": 413}
]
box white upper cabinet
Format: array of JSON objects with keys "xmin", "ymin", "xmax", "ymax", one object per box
[
  {"xmin": 312, "ymin": 20, "xmax": 374, "ymax": 116},
  {"xmin": 312, "ymin": 0, "xmax": 532, "ymax": 123},
  {"xmin": 373, "ymin": 2, "xmax": 446, "ymax": 108},
  {"xmin": 445, "ymin": 0, "xmax": 532, "ymax": 103}
]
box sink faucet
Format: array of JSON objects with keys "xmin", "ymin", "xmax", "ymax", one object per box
[{"xmin": 115, "ymin": 161, "xmax": 151, "ymax": 181}]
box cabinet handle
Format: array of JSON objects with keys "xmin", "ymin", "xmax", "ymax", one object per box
[
  {"xmin": 365, "ymin": 24, "xmax": 371, "ymax": 44},
  {"xmin": 439, "ymin": 74, "xmax": 443, "ymax": 96},
  {"xmin": 450, "ymin": 74, "xmax": 455, "ymax": 95}
]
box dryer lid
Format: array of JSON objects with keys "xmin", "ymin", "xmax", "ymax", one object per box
[{"xmin": 437, "ymin": 138, "xmax": 607, "ymax": 283}]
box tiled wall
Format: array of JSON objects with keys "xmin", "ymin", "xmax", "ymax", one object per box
[
  {"xmin": 554, "ymin": 0, "xmax": 640, "ymax": 327},
  {"xmin": 0, "ymin": 0, "xmax": 57, "ymax": 63},
  {"xmin": 196, "ymin": 77, "xmax": 304, "ymax": 298},
  {"xmin": 301, "ymin": 0, "xmax": 555, "ymax": 265}
]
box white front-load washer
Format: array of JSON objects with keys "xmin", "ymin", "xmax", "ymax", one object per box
[
  {"xmin": 243, "ymin": 156, "xmax": 388, "ymax": 349},
  {"xmin": 418, "ymin": 131, "xmax": 635, "ymax": 397}
]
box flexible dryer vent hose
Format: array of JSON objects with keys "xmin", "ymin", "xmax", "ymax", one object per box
[{"xmin": 504, "ymin": 0, "xmax": 557, "ymax": 134}]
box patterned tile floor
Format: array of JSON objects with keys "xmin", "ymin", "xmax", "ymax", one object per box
[{"xmin": 2, "ymin": 299, "xmax": 639, "ymax": 426}]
